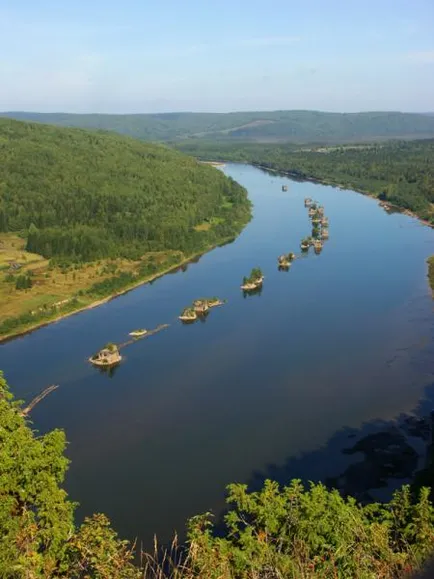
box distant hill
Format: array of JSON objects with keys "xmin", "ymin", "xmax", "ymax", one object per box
[
  {"xmin": 2, "ymin": 110, "xmax": 434, "ymax": 144},
  {"xmin": 0, "ymin": 118, "xmax": 250, "ymax": 261}
]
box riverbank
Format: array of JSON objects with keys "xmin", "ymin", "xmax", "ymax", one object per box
[
  {"xmin": 251, "ymin": 163, "xmax": 434, "ymax": 229},
  {"xmin": 2, "ymin": 162, "xmax": 433, "ymax": 560},
  {"xmin": 429, "ymin": 256, "xmax": 434, "ymax": 296},
  {"xmin": 174, "ymin": 139, "xmax": 434, "ymax": 227},
  {"xmin": 200, "ymin": 160, "xmax": 226, "ymax": 167},
  {"xmin": 0, "ymin": 235, "xmax": 240, "ymax": 344}
]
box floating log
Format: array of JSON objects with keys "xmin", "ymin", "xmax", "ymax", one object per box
[
  {"xmin": 20, "ymin": 385, "xmax": 59, "ymax": 417},
  {"xmin": 119, "ymin": 324, "xmax": 169, "ymax": 348}
]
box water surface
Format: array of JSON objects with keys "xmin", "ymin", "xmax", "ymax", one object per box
[{"xmin": 1, "ymin": 164, "xmax": 433, "ymax": 545}]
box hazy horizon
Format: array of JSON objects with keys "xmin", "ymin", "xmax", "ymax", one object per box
[
  {"xmin": 1, "ymin": 0, "xmax": 433, "ymax": 113},
  {"xmin": 2, "ymin": 108, "xmax": 434, "ymax": 116}
]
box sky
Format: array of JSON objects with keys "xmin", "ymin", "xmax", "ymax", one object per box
[{"xmin": 1, "ymin": 0, "xmax": 434, "ymax": 113}]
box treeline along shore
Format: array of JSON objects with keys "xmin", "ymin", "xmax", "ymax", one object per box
[{"xmin": 175, "ymin": 139, "xmax": 434, "ymax": 227}]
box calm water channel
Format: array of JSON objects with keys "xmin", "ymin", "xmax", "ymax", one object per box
[{"xmin": 1, "ymin": 164, "xmax": 433, "ymax": 547}]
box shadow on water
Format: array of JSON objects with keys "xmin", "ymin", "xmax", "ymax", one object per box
[
  {"xmin": 207, "ymin": 381, "xmax": 434, "ymax": 541},
  {"xmin": 165, "ymin": 255, "xmax": 204, "ymax": 277},
  {"xmin": 217, "ymin": 237, "xmax": 237, "ymax": 248},
  {"xmin": 148, "ymin": 390, "xmax": 434, "ymax": 569},
  {"xmin": 197, "ymin": 311, "xmax": 210, "ymax": 324},
  {"xmin": 243, "ymin": 380, "xmax": 434, "ymax": 504},
  {"xmin": 93, "ymin": 364, "xmax": 121, "ymax": 379}
]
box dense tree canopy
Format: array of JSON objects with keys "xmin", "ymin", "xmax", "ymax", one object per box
[
  {"xmin": 176, "ymin": 140, "xmax": 434, "ymax": 224},
  {"xmin": 0, "ymin": 119, "xmax": 250, "ymax": 261}
]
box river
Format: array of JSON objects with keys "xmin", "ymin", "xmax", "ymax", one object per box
[{"xmin": 1, "ymin": 163, "xmax": 433, "ymax": 547}]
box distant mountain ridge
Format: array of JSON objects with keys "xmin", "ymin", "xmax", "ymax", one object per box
[{"xmin": 2, "ymin": 110, "xmax": 434, "ymax": 143}]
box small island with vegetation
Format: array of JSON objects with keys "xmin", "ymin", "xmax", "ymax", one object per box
[
  {"xmin": 192, "ymin": 299, "xmax": 210, "ymax": 314},
  {"xmin": 313, "ymin": 239, "xmax": 323, "ymax": 253},
  {"xmin": 304, "ymin": 198, "xmax": 330, "ymax": 251},
  {"xmin": 241, "ymin": 267, "xmax": 264, "ymax": 291},
  {"xmin": 89, "ymin": 342, "xmax": 122, "ymax": 367},
  {"xmin": 178, "ymin": 307, "xmax": 198, "ymax": 323},
  {"xmin": 179, "ymin": 297, "xmax": 225, "ymax": 323},
  {"xmin": 300, "ymin": 237, "xmax": 311, "ymax": 251},
  {"xmin": 278, "ymin": 252, "xmax": 295, "ymax": 269},
  {"xmin": 194, "ymin": 297, "xmax": 224, "ymax": 309}
]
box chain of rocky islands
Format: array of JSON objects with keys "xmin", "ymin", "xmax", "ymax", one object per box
[{"xmin": 89, "ymin": 194, "xmax": 330, "ymax": 370}]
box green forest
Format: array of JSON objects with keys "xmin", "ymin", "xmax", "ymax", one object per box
[
  {"xmin": 2, "ymin": 370, "xmax": 434, "ymax": 578},
  {"xmin": 3, "ymin": 110, "xmax": 434, "ymax": 143},
  {"xmin": 176, "ymin": 139, "xmax": 434, "ymax": 224},
  {"xmin": 2, "ymin": 114, "xmax": 434, "ymax": 577},
  {"xmin": 0, "ymin": 118, "xmax": 251, "ymax": 261}
]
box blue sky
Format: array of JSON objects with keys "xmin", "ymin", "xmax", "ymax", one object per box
[{"xmin": 1, "ymin": 0, "xmax": 434, "ymax": 113}]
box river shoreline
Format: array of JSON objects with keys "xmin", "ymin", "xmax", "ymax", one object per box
[
  {"xmin": 252, "ymin": 163, "xmax": 434, "ymax": 229},
  {"xmin": 2, "ymin": 160, "xmax": 431, "ymax": 345},
  {"xmin": 0, "ymin": 235, "xmax": 239, "ymax": 344},
  {"xmin": 2, "ymin": 162, "xmax": 433, "ymax": 551}
]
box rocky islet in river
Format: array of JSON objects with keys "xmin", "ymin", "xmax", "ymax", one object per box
[
  {"xmin": 89, "ymin": 342, "xmax": 122, "ymax": 368},
  {"xmin": 179, "ymin": 297, "xmax": 225, "ymax": 323},
  {"xmin": 241, "ymin": 268, "xmax": 264, "ymax": 291}
]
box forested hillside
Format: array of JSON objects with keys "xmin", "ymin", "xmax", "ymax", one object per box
[
  {"xmin": 0, "ymin": 118, "xmax": 250, "ymax": 261},
  {"xmin": 176, "ymin": 140, "xmax": 434, "ymax": 224},
  {"xmin": 0, "ymin": 118, "xmax": 250, "ymax": 339},
  {"xmin": 3, "ymin": 110, "xmax": 434, "ymax": 143}
]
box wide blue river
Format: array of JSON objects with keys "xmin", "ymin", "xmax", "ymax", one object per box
[{"xmin": 1, "ymin": 164, "xmax": 433, "ymax": 547}]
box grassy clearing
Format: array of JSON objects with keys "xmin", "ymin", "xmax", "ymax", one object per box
[
  {"xmin": 0, "ymin": 234, "xmax": 45, "ymax": 268},
  {"xmin": 193, "ymin": 222, "xmax": 212, "ymax": 232},
  {"xmin": 0, "ymin": 233, "xmax": 186, "ymax": 339},
  {"xmin": 193, "ymin": 216, "xmax": 225, "ymax": 232}
]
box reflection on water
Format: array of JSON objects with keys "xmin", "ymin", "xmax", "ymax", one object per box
[
  {"xmin": 0, "ymin": 164, "xmax": 432, "ymax": 548},
  {"xmin": 242, "ymin": 285, "xmax": 263, "ymax": 298},
  {"xmin": 93, "ymin": 364, "xmax": 120, "ymax": 379}
]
